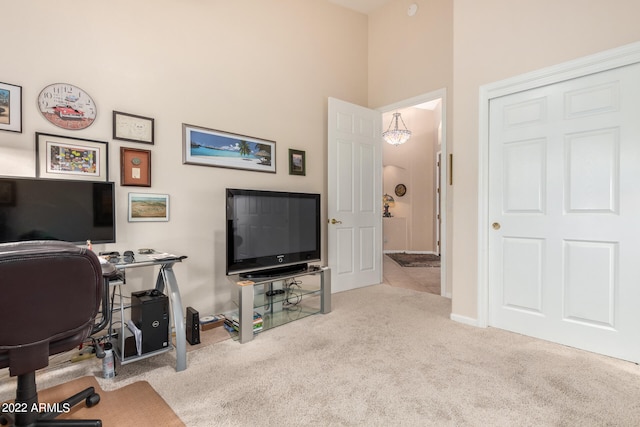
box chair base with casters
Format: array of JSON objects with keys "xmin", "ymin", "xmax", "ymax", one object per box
[{"xmin": 0, "ymin": 241, "xmax": 111, "ymax": 427}]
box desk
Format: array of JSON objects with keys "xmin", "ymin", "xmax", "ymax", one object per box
[{"xmin": 107, "ymin": 252, "xmax": 187, "ymax": 372}]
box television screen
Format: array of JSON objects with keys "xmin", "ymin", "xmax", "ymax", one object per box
[
  {"xmin": 226, "ymin": 188, "xmax": 321, "ymax": 277},
  {"xmin": 0, "ymin": 176, "xmax": 116, "ymax": 244}
]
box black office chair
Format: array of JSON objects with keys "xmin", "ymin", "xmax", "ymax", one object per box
[{"xmin": 0, "ymin": 241, "xmax": 107, "ymax": 427}]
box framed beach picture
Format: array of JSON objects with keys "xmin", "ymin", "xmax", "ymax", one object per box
[
  {"xmin": 0, "ymin": 81, "xmax": 22, "ymax": 133},
  {"xmin": 35, "ymin": 133, "xmax": 109, "ymax": 181},
  {"xmin": 182, "ymin": 123, "xmax": 276, "ymax": 173},
  {"xmin": 128, "ymin": 193, "xmax": 169, "ymax": 222}
]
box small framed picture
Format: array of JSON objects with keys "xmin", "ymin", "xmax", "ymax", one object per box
[
  {"xmin": 0, "ymin": 81, "xmax": 22, "ymax": 133},
  {"xmin": 121, "ymin": 147, "xmax": 151, "ymax": 187},
  {"xmin": 289, "ymin": 149, "xmax": 306, "ymax": 176},
  {"xmin": 35, "ymin": 133, "xmax": 109, "ymax": 181},
  {"xmin": 113, "ymin": 111, "xmax": 154, "ymax": 144},
  {"xmin": 182, "ymin": 123, "xmax": 276, "ymax": 173},
  {"xmin": 128, "ymin": 193, "xmax": 169, "ymax": 222}
]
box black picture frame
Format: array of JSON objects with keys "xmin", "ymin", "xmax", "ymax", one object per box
[
  {"xmin": 0, "ymin": 81, "xmax": 22, "ymax": 133},
  {"xmin": 113, "ymin": 111, "xmax": 155, "ymax": 144},
  {"xmin": 289, "ymin": 149, "xmax": 306, "ymax": 176},
  {"xmin": 35, "ymin": 132, "xmax": 109, "ymax": 181}
]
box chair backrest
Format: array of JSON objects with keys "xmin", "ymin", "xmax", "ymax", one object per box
[{"xmin": 0, "ymin": 240, "xmax": 103, "ymax": 376}]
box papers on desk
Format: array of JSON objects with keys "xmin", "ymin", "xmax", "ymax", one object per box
[
  {"xmin": 146, "ymin": 252, "xmax": 182, "ymax": 260},
  {"xmin": 127, "ymin": 320, "xmax": 143, "ymax": 356}
]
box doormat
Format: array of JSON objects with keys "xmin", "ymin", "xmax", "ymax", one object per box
[{"xmin": 387, "ymin": 253, "xmax": 440, "ymax": 268}]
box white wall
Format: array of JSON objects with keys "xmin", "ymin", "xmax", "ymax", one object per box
[{"xmin": 0, "ymin": 0, "xmax": 368, "ymax": 314}]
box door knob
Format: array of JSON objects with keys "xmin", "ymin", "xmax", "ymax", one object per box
[
  {"xmin": 492, "ymin": 222, "xmax": 501, "ymax": 230},
  {"xmin": 330, "ymin": 218, "xmax": 342, "ymax": 224}
]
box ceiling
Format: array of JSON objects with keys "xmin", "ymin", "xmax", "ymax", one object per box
[{"xmin": 328, "ymin": 0, "xmax": 394, "ymax": 14}]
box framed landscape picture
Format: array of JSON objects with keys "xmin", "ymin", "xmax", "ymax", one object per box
[
  {"xmin": 0, "ymin": 81, "xmax": 22, "ymax": 133},
  {"xmin": 182, "ymin": 123, "xmax": 276, "ymax": 173},
  {"xmin": 289, "ymin": 149, "xmax": 305, "ymax": 176},
  {"xmin": 128, "ymin": 193, "xmax": 169, "ymax": 222},
  {"xmin": 35, "ymin": 133, "xmax": 108, "ymax": 181}
]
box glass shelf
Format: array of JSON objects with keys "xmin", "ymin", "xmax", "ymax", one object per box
[
  {"xmin": 253, "ymin": 286, "xmax": 322, "ymax": 309},
  {"xmin": 227, "ymin": 267, "xmax": 331, "ymax": 343},
  {"xmin": 227, "ymin": 294, "xmax": 321, "ymax": 341}
]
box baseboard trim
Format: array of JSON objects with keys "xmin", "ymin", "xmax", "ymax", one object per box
[{"xmin": 450, "ymin": 313, "xmax": 481, "ymax": 327}]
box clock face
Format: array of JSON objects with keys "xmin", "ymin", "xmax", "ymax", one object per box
[
  {"xmin": 395, "ymin": 184, "xmax": 407, "ymax": 197},
  {"xmin": 38, "ymin": 83, "xmax": 97, "ymax": 130}
]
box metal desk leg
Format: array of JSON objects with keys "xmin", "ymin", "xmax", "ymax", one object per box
[{"xmin": 157, "ymin": 263, "xmax": 187, "ymax": 372}]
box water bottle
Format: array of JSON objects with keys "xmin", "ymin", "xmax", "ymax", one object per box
[{"xmin": 102, "ymin": 343, "xmax": 115, "ymax": 378}]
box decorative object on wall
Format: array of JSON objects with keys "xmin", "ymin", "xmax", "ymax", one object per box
[
  {"xmin": 128, "ymin": 193, "xmax": 169, "ymax": 222},
  {"xmin": 113, "ymin": 111, "xmax": 154, "ymax": 144},
  {"xmin": 37, "ymin": 83, "xmax": 97, "ymax": 130},
  {"xmin": 121, "ymin": 147, "xmax": 151, "ymax": 187},
  {"xmin": 407, "ymin": 3, "xmax": 419, "ymax": 16},
  {"xmin": 0, "ymin": 81, "xmax": 22, "ymax": 133},
  {"xmin": 394, "ymin": 183, "xmax": 407, "ymax": 197},
  {"xmin": 182, "ymin": 123, "xmax": 276, "ymax": 173},
  {"xmin": 35, "ymin": 133, "xmax": 108, "ymax": 181},
  {"xmin": 383, "ymin": 193, "xmax": 395, "ymax": 217},
  {"xmin": 383, "ymin": 112, "xmax": 411, "ymax": 146},
  {"xmin": 288, "ymin": 149, "xmax": 306, "ymax": 176}
]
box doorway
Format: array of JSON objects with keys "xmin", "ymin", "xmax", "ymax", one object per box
[{"xmin": 380, "ymin": 89, "xmax": 448, "ymax": 297}]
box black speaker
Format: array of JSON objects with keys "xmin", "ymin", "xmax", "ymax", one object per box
[
  {"xmin": 131, "ymin": 289, "xmax": 170, "ymax": 354},
  {"xmin": 186, "ymin": 306, "xmax": 200, "ymax": 345}
]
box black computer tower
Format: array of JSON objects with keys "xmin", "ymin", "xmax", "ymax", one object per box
[
  {"xmin": 186, "ymin": 306, "xmax": 200, "ymax": 345},
  {"xmin": 131, "ymin": 289, "xmax": 170, "ymax": 354}
]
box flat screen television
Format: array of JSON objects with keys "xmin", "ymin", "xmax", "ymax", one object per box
[
  {"xmin": 226, "ymin": 188, "xmax": 321, "ymax": 278},
  {"xmin": 0, "ymin": 176, "xmax": 116, "ymax": 244}
]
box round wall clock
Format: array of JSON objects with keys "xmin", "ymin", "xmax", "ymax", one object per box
[
  {"xmin": 395, "ymin": 183, "xmax": 407, "ymax": 197},
  {"xmin": 37, "ymin": 83, "xmax": 97, "ymax": 130}
]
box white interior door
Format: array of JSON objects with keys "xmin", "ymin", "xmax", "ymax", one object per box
[
  {"xmin": 488, "ymin": 62, "xmax": 640, "ymax": 362},
  {"xmin": 328, "ymin": 97, "xmax": 382, "ymax": 293}
]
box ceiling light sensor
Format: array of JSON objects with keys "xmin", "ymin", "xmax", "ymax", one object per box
[{"xmin": 407, "ymin": 3, "xmax": 418, "ymax": 17}]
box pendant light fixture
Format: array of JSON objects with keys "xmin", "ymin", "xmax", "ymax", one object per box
[{"xmin": 383, "ymin": 112, "xmax": 411, "ymax": 146}]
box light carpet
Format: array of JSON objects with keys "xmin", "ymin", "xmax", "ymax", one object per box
[{"xmin": 2, "ymin": 284, "xmax": 640, "ymax": 426}]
